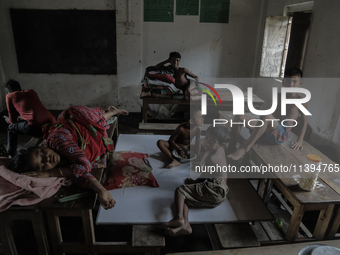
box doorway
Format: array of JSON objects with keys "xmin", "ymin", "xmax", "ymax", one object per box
[{"xmin": 285, "ymin": 12, "xmax": 312, "ymax": 71}]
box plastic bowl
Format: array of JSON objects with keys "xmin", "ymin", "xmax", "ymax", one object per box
[{"xmin": 172, "ymin": 149, "xmax": 197, "ymax": 163}]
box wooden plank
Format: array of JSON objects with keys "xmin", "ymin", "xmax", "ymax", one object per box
[
  {"xmin": 215, "ymin": 223, "xmax": 260, "ymax": 248},
  {"xmin": 260, "ymin": 222, "xmax": 285, "ymax": 241},
  {"xmin": 132, "ymin": 225, "xmax": 165, "ymax": 247},
  {"xmin": 227, "ymin": 179, "xmax": 273, "ymax": 222},
  {"xmin": 205, "ymin": 223, "xmax": 222, "ymax": 250},
  {"xmin": 251, "ymin": 222, "xmax": 270, "ymax": 242}
]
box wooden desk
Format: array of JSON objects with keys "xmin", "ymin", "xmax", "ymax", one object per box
[
  {"xmin": 141, "ymin": 91, "xmax": 264, "ymax": 123},
  {"xmin": 0, "ymin": 168, "xmax": 103, "ymax": 255},
  {"xmin": 0, "ymin": 120, "xmax": 121, "ymax": 255},
  {"xmin": 42, "ymin": 168, "xmax": 103, "ymax": 255},
  {"xmin": 219, "ymin": 111, "xmax": 340, "ymax": 242}
]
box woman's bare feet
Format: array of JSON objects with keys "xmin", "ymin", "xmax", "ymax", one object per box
[
  {"xmin": 227, "ymin": 147, "xmax": 248, "ymax": 160},
  {"xmin": 167, "ymin": 159, "xmax": 181, "ymax": 168},
  {"xmin": 107, "ymin": 106, "xmax": 119, "ymax": 115},
  {"xmin": 107, "ymin": 106, "xmax": 129, "ymax": 115},
  {"xmin": 108, "ymin": 106, "xmax": 129, "ymax": 116}
]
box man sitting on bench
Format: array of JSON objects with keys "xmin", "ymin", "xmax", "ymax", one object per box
[
  {"xmin": 228, "ymin": 67, "xmax": 308, "ymax": 161},
  {"xmin": 5, "ymin": 80, "xmax": 56, "ymax": 157}
]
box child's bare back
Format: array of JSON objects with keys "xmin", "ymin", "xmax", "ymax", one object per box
[
  {"xmin": 172, "ymin": 122, "xmax": 191, "ymax": 148},
  {"xmin": 173, "ymin": 68, "xmax": 190, "ymax": 89},
  {"xmin": 204, "ymin": 146, "xmax": 228, "ymax": 181}
]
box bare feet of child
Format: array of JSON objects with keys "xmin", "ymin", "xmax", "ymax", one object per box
[
  {"xmin": 162, "ymin": 218, "xmax": 192, "ymax": 237},
  {"xmin": 227, "ymin": 147, "xmax": 248, "ymax": 160},
  {"xmin": 167, "ymin": 159, "xmax": 180, "ymax": 168},
  {"xmin": 162, "ymin": 218, "xmax": 184, "ymax": 229},
  {"xmin": 165, "ymin": 224, "xmax": 192, "ymax": 237}
]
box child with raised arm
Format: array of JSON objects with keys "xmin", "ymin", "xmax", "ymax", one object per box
[
  {"xmin": 162, "ymin": 125, "xmax": 229, "ymax": 236},
  {"xmin": 155, "ymin": 52, "xmax": 201, "ymax": 101},
  {"xmin": 157, "ymin": 108, "xmax": 203, "ymax": 168},
  {"xmin": 228, "ymin": 67, "xmax": 308, "ymax": 161}
]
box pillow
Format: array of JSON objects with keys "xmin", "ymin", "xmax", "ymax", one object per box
[
  {"xmin": 102, "ymin": 151, "xmax": 159, "ymax": 190},
  {"xmin": 147, "ymin": 73, "xmax": 175, "ymax": 84}
]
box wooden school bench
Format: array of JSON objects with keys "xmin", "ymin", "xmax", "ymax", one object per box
[
  {"xmin": 0, "ymin": 168, "xmax": 103, "ymax": 255},
  {"xmin": 97, "ymin": 134, "xmax": 273, "ymax": 250},
  {"xmin": 141, "ymin": 90, "xmax": 264, "ymax": 123},
  {"xmin": 0, "ymin": 169, "xmax": 164, "ymax": 255},
  {"xmin": 219, "ymin": 111, "xmax": 340, "ymax": 242}
]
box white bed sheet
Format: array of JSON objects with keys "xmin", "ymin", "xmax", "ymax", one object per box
[{"xmin": 96, "ymin": 134, "xmax": 237, "ymax": 225}]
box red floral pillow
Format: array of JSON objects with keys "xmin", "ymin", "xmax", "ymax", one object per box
[
  {"xmin": 147, "ymin": 73, "xmax": 175, "ymax": 84},
  {"xmin": 102, "ymin": 151, "xmax": 159, "ymax": 190}
]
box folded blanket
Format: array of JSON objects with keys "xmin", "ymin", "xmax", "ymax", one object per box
[
  {"xmin": 145, "ymin": 78, "xmax": 179, "ymax": 93},
  {"xmin": 0, "ymin": 160, "xmax": 71, "ymax": 212}
]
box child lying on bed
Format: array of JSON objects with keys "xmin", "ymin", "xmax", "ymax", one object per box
[
  {"xmin": 7, "ymin": 105, "xmax": 128, "ymax": 210},
  {"xmin": 162, "ymin": 125, "xmax": 229, "ymax": 236},
  {"xmin": 157, "ymin": 108, "xmax": 203, "ymax": 168}
]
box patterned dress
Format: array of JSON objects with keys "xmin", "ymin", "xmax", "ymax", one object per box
[{"xmin": 43, "ymin": 106, "xmax": 114, "ymax": 188}]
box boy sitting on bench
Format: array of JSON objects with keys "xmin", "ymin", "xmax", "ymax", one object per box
[
  {"xmin": 157, "ymin": 108, "xmax": 203, "ymax": 168},
  {"xmin": 228, "ymin": 67, "xmax": 308, "ymax": 161},
  {"xmin": 155, "ymin": 52, "xmax": 201, "ymax": 101}
]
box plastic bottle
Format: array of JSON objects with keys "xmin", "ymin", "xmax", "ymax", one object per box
[{"xmin": 299, "ymin": 154, "xmax": 322, "ymax": 191}]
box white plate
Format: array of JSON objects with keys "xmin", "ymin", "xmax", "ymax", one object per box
[
  {"xmin": 311, "ymin": 246, "xmax": 340, "ymax": 255},
  {"xmin": 299, "ymin": 244, "xmax": 325, "ymax": 255}
]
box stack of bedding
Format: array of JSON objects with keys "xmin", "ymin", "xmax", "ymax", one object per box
[{"xmin": 140, "ymin": 66, "xmax": 180, "ymax": 98}]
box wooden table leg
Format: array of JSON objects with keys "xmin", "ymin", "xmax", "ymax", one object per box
[
  {"xmin": 46, "ymin": 209, "xmax": 64, "ymax": 255},
  {"xmin": 326, "ymin": 204, "xmax": 340, "ymax": 239},
  {"xmin": 0, "ymin": 216, "xmax": 18, "ymax": 255},
  {"xmin": 31, "ymin": 210, "xmax": 50, "ymax": 255},
  {"xmin": 313, "ymin": 204, "xmax": 335, "ymax": 240},
  {"xmin": 81, "ymin": 209, "xmax": 96, "ymax": 246},
  {"xmin": 286, "ymin": 204, "xmax": 305, "ymax": 242},
  {"xmin": 263, "ymin": 179, "xmax": 273, "ymax": 205},
  {"xmin": 257, "ymin": 179, "xmax": 266, "ymax": 198},
  {"xmin": 142, "ymin": 100, "xmax": 148, "ymax": 123}
]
